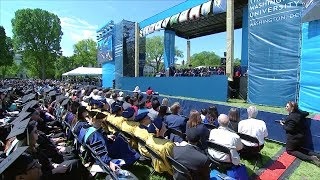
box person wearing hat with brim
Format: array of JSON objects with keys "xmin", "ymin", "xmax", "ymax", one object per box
[
  {"xmin": 121, "ymin": 107, "xmax": 140, "ymax": 148},
  {"xmin": 172, "ymin": 126, "xmax": 210, "ymax": 180},
  {"xmin": 133, "ymin": 109, "xmax": 152, "ymax": 158},
  {"xmin": 146, "ymin": 117, "xmax": 174, "ymax": 175},
  {"xmin": 82, "ymin": 111, "xmax": 140, "ymax": 171}
]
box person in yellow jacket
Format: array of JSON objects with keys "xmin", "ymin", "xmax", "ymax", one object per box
[
  {"xmin": 133, "ymin": 109, "xmax": 152, "ymax": 158},
  {"xmin": 146, "ymin": 117, "xmax": 175, "ymax": 175},
  {"xmin": 121, "ymin": 107, "xmax": 139, "ymax": 149},
  {"xmin": 110, "ymin": 103, "xmax": 125, "ymax": 129}
]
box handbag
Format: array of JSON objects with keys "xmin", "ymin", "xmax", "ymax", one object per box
[{"xmin": 226, "ymin": 164, "xmax": 249, "ymax": 180}]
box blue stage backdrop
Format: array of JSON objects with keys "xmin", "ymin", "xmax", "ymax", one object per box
[
  {"xmin": 117, "ymin": 76, "xmax": 228, "ymax": 102},
  {"xmin": 248, "ymin": 0, "xmax": 302, "ymax": 107},
  {"xmin": 299, "ymin": 20, "xmax": 320, "ymax": 113}
]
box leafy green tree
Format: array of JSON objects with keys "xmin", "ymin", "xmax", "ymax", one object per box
[
  {"xmin": 234, "ymin": 58, "xmax": 241, "ymax": 67},
  {"xmin": 55, "ymin": 56, "xmax": 76, "ymax": 79},
  {"xmin": 12, "ymin": 8, "xmax": 63, "ymax": 79},
  {"xmin": 189, "ymin": 51, "xmax": 221, "ymax": 67},
  {"xmin": 146, "ymin": 36, "xmax": 184, "ymax": 72},
  {"xmin": 0, "ymin": 26, "xmax": 14, "ymax": 78},
  {"xmin": 72, "ymin": 39, "xmax": 97, "ymax": 67}
]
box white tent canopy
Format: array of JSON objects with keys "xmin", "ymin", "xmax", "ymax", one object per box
[{"xmin": 62, "ymin": 67, "xmax": 102, "ymax": 76}]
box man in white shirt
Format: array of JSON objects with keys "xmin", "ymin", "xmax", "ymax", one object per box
[
  {"xmin": 148, "ymin": 99, "xmax": 160, "ymax": 121},
  {"xmin": 208, "ymin": 114, "xmax": 243, "ymax": 165},
  {"xmin": 238, "ymin": 106, "xmax": 268, "ymax": 153}
]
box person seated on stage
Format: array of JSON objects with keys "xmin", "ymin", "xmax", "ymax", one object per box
[
  {"xmin": 208, "ymin": 114, "xmax": 243, "ymax": 165},
  {"xmin": 148, "ymin": 99, "xmax": 160, "ymax": 121},
  {"xmin": 281, "ymin": 101, "xmax": 320, "ymax": 166},
  {"xmin": 164, "ymin": 102, "xmax": 187, "ymax": 143},
  {"xmin": 133, "ymin": 110, "xmax": 152, "ymax": 157},
  {"xmin": 203, "ymin": 106, "xmax": 219, "ymax": 127},
  {"xmin": 146, "ymin": 117, "xmax": 174, "ymax": 175},
  {"xmin": 228, "ymin": 108, "xmax": 240, "ymax": 132},
  {"xmin": 238, "ymin": 106, "xmax": 268, "ymax": 154},
  {"xmin": 82, "ymin": 111, "xmax": 140, "ymax": 170},
  {"xmin": 186, "ymin": 110, "xmax": 209, "ymax": 150},
  {"xmin": 173, "ymin": 126, "xmax": 210, "ymax": 180}
]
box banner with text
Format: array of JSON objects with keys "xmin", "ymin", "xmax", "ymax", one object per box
[{"xmin": 248, "ymin": 0, "xmax": 302, "ymax": 106}]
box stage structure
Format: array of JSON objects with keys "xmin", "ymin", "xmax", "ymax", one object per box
[{"xmin": 98, "ymin": 0, "xmax": 320, "ymax": 112}]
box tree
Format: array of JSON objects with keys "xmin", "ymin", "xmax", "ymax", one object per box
[
  {"xmin": 72, "ymin": 39, "xmax": 97, "ymax": 67},
  {"xmin": 146, "ymin": 36, "xmax": 184, "ymax": 72},
  {"xmin": 12, "ymin": 8, "xmax": 63, "ymax": 79},
  {"xmin": 234, "ymin": 58, "xmax": 241, "ymax": 67},
  {"xmin": 190, "ymin": 51, "xmax": 221, "ymax": 67},
  {"xmin": 55, "ymin": 56, "xmax": 76, "ymax": 79},
  {"xmin": 0, "ymin": 26, "xmax": 14, "ymax": 78}
]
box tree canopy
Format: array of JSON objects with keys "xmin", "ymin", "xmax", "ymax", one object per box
[
  {"xmin": 189, "ymin": 51, "xmax": 221, "ymax": 67},
  {"xmin": 72, "ymin": 39, "xmax": 98, "ymax": 67},
  {"xmin": 146, "ymin": 36, "xmax": 183, "ymax": 72},
  {"xmin": 0, "ymin": 26, "xmax": 14, "ymax": 78},
  {"xmin": 12, "ymin": 8, "xmax": 62, "ymax": 79}
]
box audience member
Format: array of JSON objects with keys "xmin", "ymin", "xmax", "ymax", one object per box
[
  {"xmin": 238, "ymin": 106, "xmax": 268, "ymax": 153},
  {"xmin": 228, "ymin": 107, "xmax": 240, "ymax": 132},
  {"xmin": 186, "ymin": 110, "xmax": 209, "ymax": 150},
  {"xmin": 208, "ymin": 114, "xmax": 243, "ymax": 165},
  {"xmin": 164, "ymin": 102, "xmax": 187, "ymax": 143}
]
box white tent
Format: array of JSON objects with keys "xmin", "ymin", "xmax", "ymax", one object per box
[{"xmin": 62, "ymin": 67, "xmax": 102, "ymax": 76}]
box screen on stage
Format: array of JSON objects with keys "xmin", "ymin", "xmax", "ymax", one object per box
[{"xmin": 97, "ymin": 35, "xmax": 113, "ymax": 64}]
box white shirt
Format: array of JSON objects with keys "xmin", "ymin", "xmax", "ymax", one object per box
[
  {"xmin": 122, "ymin": 102, "xmax": 131, "ymax": 110},
  {"xmin": 208, "ymin": 127, "xmax": 243, "ymax": 165},
  {"xmin": 148, "ymin": 108, "xmax": 159, "ymax": 121},
  {"xmin": 238, "ymin": 118, "xmax": 268, "ymax": 147}
]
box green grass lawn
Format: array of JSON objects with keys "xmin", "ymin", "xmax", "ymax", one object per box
[{"xmin": 289, "ymin": 161, "xmax": 320, "ymax": 180}]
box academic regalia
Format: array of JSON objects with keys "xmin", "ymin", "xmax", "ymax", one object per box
[
  {"xmin": 146, "ymin": 136, "xmax": 174, "ymax": 175},
  {"xmin": 112, "ymin": 116, "xmax": 125, "ymax": 129},
  {"xmin": 133, "ymin": 125, "xmax": 152, "ymax": 157},
  {"xmin": 86, "ymin": 128, "xmax": 140, "ymax": 165},
  {"xmin": 121, "ymin": 120, "xmax": 139, "ymax": 148}
]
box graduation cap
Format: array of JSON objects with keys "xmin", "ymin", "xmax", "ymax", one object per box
[
  {"xmin": 21, "ymin": 100, "xmax": 39, "ymax": 112},
  {"xmin": 47, "ymin": 91, "xmax": 57, "ymax": 97},
  {"xmin": 21, "ymin": 93, "xmax": 36, "ymax": 104},
  {"xmin": 90, "ymin": 111, "xmax": 108, "ymax": 120},
  {"xmin": 6, "ymin": 118, "xmax": 32, "ymax": 140},
  {"xmin": 9, "ymin": 111, "xmax": 31, "ymax": 125},
  {"xmin": 61, "ymin": 98, "xmax": 69, "ymax": 107},
  {"xmin": 0, "ymin": 146, "xmax": 29, "ymax": 175},
  {"xmin": 111, "ymin": 103, "xmax": 122, "ymax": 114}
]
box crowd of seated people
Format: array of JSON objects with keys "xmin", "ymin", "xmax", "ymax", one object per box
[{"xmin": 1, "ymin": 80, "xmax": 320, "ymax": 180}]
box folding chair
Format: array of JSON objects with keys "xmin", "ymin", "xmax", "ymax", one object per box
[
  {"xmin": 144, "ymin": 145, "xmax": 165, "ymax": 176},
  {"xmin": 166, "ymin": 127, "xmax": 187, "ymax": 141},
  {"xmin": 167, "ymin": 155, "xmax": 192, "ymax": 180},
  {"xmin": 206, "ymin": 140, "xmax": 234, "ymax": 171},
  {"xmin": 237, "ymin": 133, "xmax": 262, "ymax": 170}
]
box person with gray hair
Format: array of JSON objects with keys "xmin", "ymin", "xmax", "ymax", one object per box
[
  {"xmin": 208, "ymin": 114, "xmax": 243, "ymax": 165},
  {"xmin": 238, "ymin": 106, "xmax": 268, "ymax": 154}
]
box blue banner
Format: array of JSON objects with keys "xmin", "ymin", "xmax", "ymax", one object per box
[
  {"xmin": 299, "ymin": 20, "xmax": 320, "ymax": 113},
  {"xmin": 248, "ymin": 0, "xmax": 302, "ymax": 106},
  {"xmin": 164, "ymin": 30, "xmax": 175, "ymax": 70}
]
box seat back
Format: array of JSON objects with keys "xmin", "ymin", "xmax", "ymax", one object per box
[
  {"xmin": 167, "ymin": 155, "xmax": 192, "ymax": 180},
  {"xmin": 237, "ymin": 133, "xmax": 260, "ymax": 146},
  {"xmin": 167, "ymin": 127, "xmax": 186, "ymax": 141},
  {"xmin": 135, "ymin": 136, "xmax": 146, "ymax": 147},
  {"xmin": 207, "ymin": 140, "xmax": 232, "ymax": 159},
  {"xmin": 145, "ymin": 145, "xmax": 163, "ymax": 162}
]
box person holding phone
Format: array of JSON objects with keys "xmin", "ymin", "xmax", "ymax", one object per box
[{"xmin": 281, "ymin": 101, "xmax": 320, "ymax": 166}]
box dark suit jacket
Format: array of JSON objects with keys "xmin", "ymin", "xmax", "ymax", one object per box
[
  {"xmin": 164, "ymin": 114, "xmax": 187, "ymax": 142},
  {"xmin": 173, "ymin": 144, "xmax": 210, "ymax": 180},
  {"xmin": 283, "ymin": 110, "xmax": 309, "ymax": 150}
]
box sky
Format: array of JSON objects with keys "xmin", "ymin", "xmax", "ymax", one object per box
[{"xmin": 0, "ymin": 0, "xmax": 242, "ymax": 62}]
